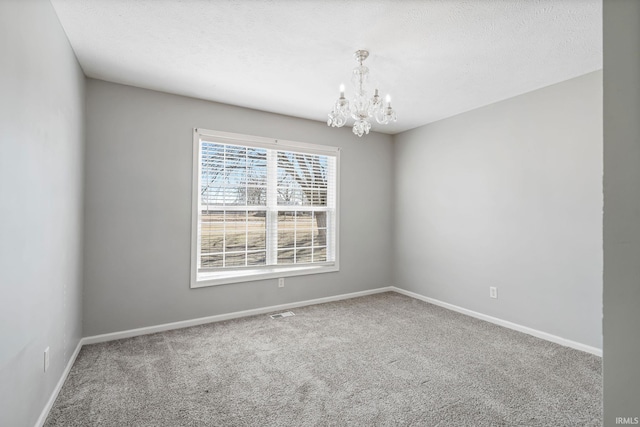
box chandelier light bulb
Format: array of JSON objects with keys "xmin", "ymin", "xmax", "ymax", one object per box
[{"xmin": 327, "ymin": 50, "xmax": 397, "ymax": 137}]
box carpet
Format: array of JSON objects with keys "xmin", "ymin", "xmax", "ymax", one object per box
[{"xmin": 45, "ymin": 292, "xmax": 601, "ymax": 426}]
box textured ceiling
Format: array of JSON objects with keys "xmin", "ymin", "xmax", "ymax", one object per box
[{"xmin": 50, "ymin": 0, "xmax": 602, "ymax": 135}]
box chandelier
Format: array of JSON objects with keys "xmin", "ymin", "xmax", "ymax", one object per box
[{"xmin": 327, "ymin": 50, "xmax": 397, "ymax": 137}]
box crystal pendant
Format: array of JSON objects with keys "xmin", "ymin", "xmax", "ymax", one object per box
[{"xmin": 352, "ymin": 119, "xmax": 371, "ymax": 137}]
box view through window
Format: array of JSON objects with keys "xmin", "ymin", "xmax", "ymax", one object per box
[{"xmin": 191, "ymin": 130, "xmax": 339, "ymax": 287}]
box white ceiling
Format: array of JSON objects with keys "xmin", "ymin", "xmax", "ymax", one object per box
[{"xmin": 50, "ymin": 0, "xmax": 602, "ymax": 135}]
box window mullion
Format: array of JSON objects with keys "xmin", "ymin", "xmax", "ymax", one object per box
[
  {"xmin": 326, "ymin": 156, "xmax": 336, "ymax": 262},
  {"xmin": 266, "ymin": 149, "xmax": 278, "ymax": 265}
]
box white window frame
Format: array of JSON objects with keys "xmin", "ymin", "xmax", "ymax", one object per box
[{"xmin": 190, "ymin": 129, "xmax": 340, "ymax": 288}]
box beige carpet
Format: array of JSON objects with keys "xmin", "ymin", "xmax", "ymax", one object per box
[{"xmin": 45, "ymin": 292, "xmax": 602, "ymax": 426}]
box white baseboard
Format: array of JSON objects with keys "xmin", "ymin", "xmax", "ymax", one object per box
[
  {"xmin": 83, "ymin": 287, "xmax": 394, "ymax": 345},
  {"xmin": 390, "ymin": 286, "xmax": 602, "ymax": 357},
  {"xmin": 34, "ymin": 339, "xmax": 83, "ymax": 427}
]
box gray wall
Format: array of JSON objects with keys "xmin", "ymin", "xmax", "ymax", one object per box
[
  {"xmin": 0, "ymin": 0, "xmax": 85, "ymax": 426},
  {"xmin": 83, "ymin": 79, "xmax": 394, "ymax": 336},
  {"xmin": 393, "ymin": 71, "xmax": 603, "ymax": 349},
  {"xmin": 603, "ymin": 0, "xmax": 640, "ymax": 423}
]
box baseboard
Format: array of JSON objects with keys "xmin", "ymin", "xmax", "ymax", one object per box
[
  {"xmin": 390, "ymin": 287, "xmax": 602, "ymax": 357},
  {"xmin": 34, "ymin": 339, "xmax": 84, "ymax": 427},
  {"xmin": 83, "ymin": 286, "xmax": 394, "ymax": 345}
]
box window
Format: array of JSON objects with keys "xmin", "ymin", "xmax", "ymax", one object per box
[{"xmin": 191, "ymin": 129, "xmax": 339, "ymax": 287}]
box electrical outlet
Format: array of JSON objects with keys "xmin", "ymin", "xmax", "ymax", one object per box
[
  {"xmin": 489, "ymin": 287, "xmax": 498, "ymax": 299},
  {"xmin": 44, "ymin": 347, "xmax": 50, "ymax": 373},
  {"xmin": 278, "ymin": 278, "xmax": 285, "ymax": 288}
]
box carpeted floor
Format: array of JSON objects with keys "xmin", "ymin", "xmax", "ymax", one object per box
[{"xmin": 45, "ymin": 292, "xmax": 602, "ymax": 426}]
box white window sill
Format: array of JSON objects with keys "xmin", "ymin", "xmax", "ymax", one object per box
[{"xmin": 191, "ymin": 264, "xmax": 339, "ymax": 288}]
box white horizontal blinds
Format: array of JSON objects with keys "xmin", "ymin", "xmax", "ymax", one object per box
[
  {"xmin": 275, "ymin": 150, "xmax": 336, "ymax": 265},
  {"xmin": 198, "ymin": 137, "xmax": 337, "ymax": 273},
  {"xmin": 277, "ymin": 151, "xmax": 329, "ymax": 207},
  {"xmin": 200, "ymin": 141, "xmax": 268, "ymax": 269}
]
